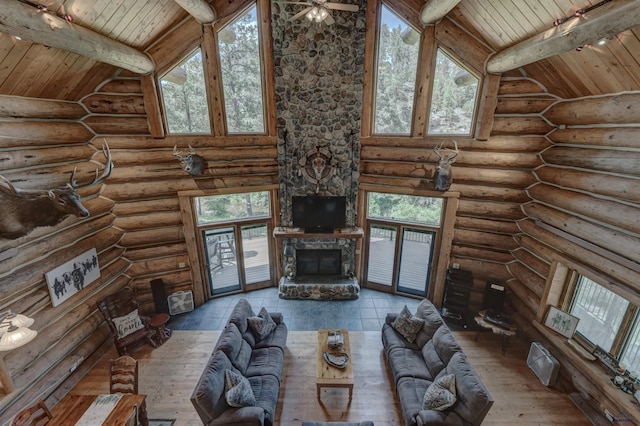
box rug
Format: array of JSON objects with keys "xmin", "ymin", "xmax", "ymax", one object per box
[{"xmin": 149, "ymin": 420, "xmax": 176, "ymax": 426}]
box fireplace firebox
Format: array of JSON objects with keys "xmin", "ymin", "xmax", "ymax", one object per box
[{"xmin": 296, "ymin": 249, "xmax": 341, "ymax": 276}]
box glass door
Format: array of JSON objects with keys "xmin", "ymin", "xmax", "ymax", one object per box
[
  {"xmin": 241, "ymin": 224, "xmax": 271, "ymax": 287},
  {"xmin": 366, "ymin": 224, "xmax": 398, "ymax": 288},
  {"xmin": 397, "ymin": 228, "xmax": 436, "ymax": 296},
  {"xmin": 203, "ymin": 227, "xmax": 240, "ymax": 295}
]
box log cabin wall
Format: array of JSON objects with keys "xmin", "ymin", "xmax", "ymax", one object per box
[{"xmin": 0, "ymin": 92, "xmax": 128, "ymax": 422}]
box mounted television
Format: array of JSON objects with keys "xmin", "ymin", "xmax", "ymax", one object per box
[{"xmin": 292, "ymin": 196, "xmax": 346, "ymax": 233}]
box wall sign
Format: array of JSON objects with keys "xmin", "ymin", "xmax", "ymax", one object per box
[{"xmin": 46, "ymin": 248, "xmax": 100, "ymax": 307}]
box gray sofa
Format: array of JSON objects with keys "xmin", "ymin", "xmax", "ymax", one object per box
[
  {"xmin": 382, "ymin": 299, "xmax": 493, "ymax": 426},
  {"xmin": 191, "ymin": 299, "xmax": 288, "ymax": 426}
]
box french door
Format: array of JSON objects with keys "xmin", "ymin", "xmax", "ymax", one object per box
[
  {"xmin": 365, "ymin": 221, "xmax": 437, "ymax": 297},
  {"xmin": 202, "ymin": 221, "xmax": 273, "ymax": 296}
]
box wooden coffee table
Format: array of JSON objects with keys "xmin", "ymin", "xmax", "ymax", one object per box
[{"xmin": 316, "ymin": 329, "xmax": 354, "ymax": 400}]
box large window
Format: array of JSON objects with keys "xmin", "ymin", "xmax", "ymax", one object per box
[
  {"xmin": 428, "ymin": 49, "xmax": 479, "ymax": 135},
  {"xmin": 196, "ymin": 192, "xmax": 270, "ymax": 225},
  {"xmin": 160, "ymin": 50, "xmax": 211, "ymax": 134},
  {"xmin": 373, "ymin": 4, "xmax": 420, "ymax": 135},
  {"xmin": 564, "ymin": 272, "xmax": 640, "ymax": 372},
  {"xmin": 218, "ymin": 4, "xmax": 265, "ymax": 133}
]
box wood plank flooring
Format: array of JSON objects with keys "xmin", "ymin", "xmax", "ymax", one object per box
[{"xmin": 68, "ymin": 330, "xmax": 591, "ymax": 425}]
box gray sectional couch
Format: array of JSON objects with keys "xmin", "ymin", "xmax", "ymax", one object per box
[
  {"xmin": 191, "ymin": 299, "xmax": 288, "ymax": 426},
  {"xmin": 382, "ymin": 299, "xmax": 493, "ymax": 426}
]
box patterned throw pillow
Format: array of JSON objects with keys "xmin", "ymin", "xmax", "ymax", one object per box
[
  {"xmin": 391, "ymin": 305, "xmax": 425, "ymax": 343},
  {"xmin": 225, "ymin": 369, "xmax": 256, "ymax": 407},
  {"xmin": 422, "ymin": 373, "xmax": 457, "ymax": 411},
  {"xmin": 247, "ymin": 307, "xmax": 277, "ymax": 341},
  {"xmin": 111, "ymin": 309, "xmax": 144, "ymax": 338}
]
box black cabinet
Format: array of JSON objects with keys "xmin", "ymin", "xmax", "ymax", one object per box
[{"xmin": 442, "ymin": 268, "xmax": 473, "ymax": 326}]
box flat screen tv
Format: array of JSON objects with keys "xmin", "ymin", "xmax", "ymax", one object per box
[{"xmin": 292, "ymin": 196, "xmax": 346, "ymax": 232}]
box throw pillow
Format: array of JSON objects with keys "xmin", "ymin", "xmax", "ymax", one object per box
[
  {"xmin": 391, "ymin": 305, "xmax": 425, "ymax": 343},
  {"xmin": 225, "ymin": 369, "xmax": 256, "ymax": 407},
  {"xmin": 247, "ymin": 307, "xmax": 277, "ymax": 341},
  {"xmin": 422, "ymin": 373, "xmax": 457, "ymax": 411},
  {"xmin": 111, "ymin": 309, "xmax": 144, "ymax": 339}
]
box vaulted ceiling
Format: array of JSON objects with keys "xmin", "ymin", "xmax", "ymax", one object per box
[{"xmin": 0, "ymin": 0, "xmax": 638, "ymax": 101}]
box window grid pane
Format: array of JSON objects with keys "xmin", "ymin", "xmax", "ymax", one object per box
[
  {"xmin": 373, "ymin": 4, "xmax": 419, "ymax": 135},
  {"xmin": 366, "ymin": 192, "xmax": 443, "ymax": 226},
  {"xmin": 218, "ymin": 4, "xmax": 265, "ymax": 133},
  {"xmin": 196, "ymin": 191, "xmax": 270, "ymax": 225},
  {"xmin": 570, "ymin": 275, "xmax": 628, "ymax": 352},
  {"xmin": 622, "ymin": 313, "xmax": 640, "ymax": 372}
]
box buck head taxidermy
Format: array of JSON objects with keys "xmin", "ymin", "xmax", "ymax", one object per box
[
  {"xmin": 173, "ymin": 145, "xmax": 205, "ymax": 176},
  {"xmin": 0, "ymin": 143, "xmax": 113, "ymax": 240},
  {"xmin": 433, "ymin": 140, "xmax": 459, "ymax": 192}
]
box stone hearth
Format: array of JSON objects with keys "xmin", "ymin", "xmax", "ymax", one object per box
[{"xmin": 278, "ymin": 276, "xmax": 360, "ymax": 300}]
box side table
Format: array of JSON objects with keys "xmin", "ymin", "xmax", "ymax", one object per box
[
  {"xmin": 474, "ymin": 311, "xmax": 517, "ymax": 355},
  {"xmin": 149, "ymin": 313, "xmax": 171, "ymax": 345}
]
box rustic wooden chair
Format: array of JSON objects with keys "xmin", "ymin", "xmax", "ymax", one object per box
[
  {"xmin": 11, "ymin": 400, "xmax": 52, "ymax": 426},
  {"xmin": 110, "ymin": 355, "xmax": 139, "ymax": 394},
  {"xmin": 97, "ymin": 287, "xmax": 156, "ymax": 356}
]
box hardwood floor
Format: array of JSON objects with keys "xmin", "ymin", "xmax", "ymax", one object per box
[{"xmin": 67, "ymin": 330, "xmax": 590, "ymax": 425}]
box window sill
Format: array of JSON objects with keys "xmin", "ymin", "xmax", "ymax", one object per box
[{"xmin": 532, "ymin": 321, "xmax": 640, "ymax": 422}]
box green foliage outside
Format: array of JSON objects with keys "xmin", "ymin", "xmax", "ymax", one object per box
[
  {"xmin": 160, "ymin": 51, "xmax": 211, "ymax": 134},
  {"xmin": 429, "ymin": 50, "xmax": 479, "ymax": 134},
  {"xmin": 374, "ymin": 5, "xmax": 419, "ymax": 134},
  {"xmin": 197, "ymin": 191, "xmax": 270, "ymax": 224},
  {"xmin": 218, "ymin": 5, "xmax": 265, "ymax": 133},
  {"xmin": 367, "ymin": 192, "xmax": 442, "ymax": 226}
]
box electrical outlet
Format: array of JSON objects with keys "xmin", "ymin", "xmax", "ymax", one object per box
[
  {"xmin": 69, "ymin": 356, "xmax": 85, "ymax": 373},
  {"xmin": 452, "ymin": 262, "xmax": 460, "ymax": 269},
  {"xmin": 604, "ymin": 409, "xmax": 613, "ymax": 421},
  {"xmin": 179, "ymin": 262, "xmax": 186, "ymax": 268}
]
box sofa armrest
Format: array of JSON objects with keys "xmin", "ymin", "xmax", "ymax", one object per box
[
  {"xmin": 385, "ymin": 313, "xmax": 398, "ymax": 325},
  {"xmin": 269, "ymin": 312, "xmax": 284, "ymax": 325},
  {"xmin": 417, "ymin": 409, "xmax": 464, "ymax": 426},
  {"xmin": 210, "ymin": 406, "xmax": 265, "ymax": 425}
]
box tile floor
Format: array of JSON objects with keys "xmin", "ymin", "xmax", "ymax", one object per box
[{"xmin": 167, "ymin": 287, "xmax": 423, "ymax": 332}]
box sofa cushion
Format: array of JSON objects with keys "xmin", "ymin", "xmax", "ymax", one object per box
[
  {"xmin": 225, "ymin": 369, "xmax": 256, "ymax": 407},
  {"xmin": 228, "ymin": 298, "xmax": 255, "ymax": 335},
  {"xmin": 434, "ymin": 326, "xmax": 462, "ymax": 363},
  {"xmin": 190, "ymin": 351, "xmax": 238, "ymax": 425},
  {"xmin": 413, "ymin": 300, "xmax": 445, "ymax": 348},
  {"xmin": 216, "ymin": 322, "xmax": 253, "ymax": 375},
  {"xmin": 247, "ymin": 373, "xmax": 281, "ymax": 426},
  {"xmin": 382, "ymin": 323, "xmax": 421, "ymax": 353},
  {"xmin": 245, "ymin": 346, "xmax": 285, "ymax": 380},
  {"xmin": 387, "ymin": 346, "xmax": 433, "ymax": 386},
  {"xmin": 439, "ymin": 352, "xmax": 493, "ymax": 426},
  {"xmin": 252, "ymin": 321, "xmax": 288, "ymax": 352},
  {"xmin": 248, "ymin": 307, "xmax": 277, "ymax": 342},
  {"xmin": 396, "ymin": 376, "xmax": 431, "ymax": 426},
  {"xmin": 392, "ymin": 306, "xmax": 425, "ymax": 343},
  {"xmin": 422, "ymin": 373, "xmax": 456, "ymax": 411}
]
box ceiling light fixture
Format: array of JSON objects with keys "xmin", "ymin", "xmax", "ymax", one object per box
[
  {"xmin": 0, "ymin": 310, "xmax": 37, "ymax": 352},
  {"xmin": 306, "ymin": 6, "xmax": 329, "ymax": 23}
]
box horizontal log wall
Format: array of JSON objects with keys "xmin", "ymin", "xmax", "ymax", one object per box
[{"xmin": 0, "ymin": 93, "xmax": 128, "ymax": 422}]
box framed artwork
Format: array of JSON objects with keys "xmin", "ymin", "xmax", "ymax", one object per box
[
  {"xmin": 544, "ymin": 305, "xmax": 580, "ymax": 339},
  {"xmin": 593, "ymin": 345, "xmax": 619, "ymax": 374},
  {"xmin": 45, "ymin": 248, "xmax": 100, "ymax": 307}
]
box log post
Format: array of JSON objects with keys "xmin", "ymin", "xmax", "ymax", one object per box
[
  {"xmin": 419, "ymin": 0, "xmax": 462, "ymax": 26},
  {"xmin": 174, "ymin": 0, "xmax": 217, "ymax": 24}
]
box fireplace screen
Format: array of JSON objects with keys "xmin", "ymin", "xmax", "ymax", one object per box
[{"xmin": 296, "ymin": 249, "xmax": 341, "ymax": 276}]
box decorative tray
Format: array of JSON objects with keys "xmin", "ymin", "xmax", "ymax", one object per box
[{"xmin": 322, "ymin": 351, "xmax": 349, "ymax": 369}]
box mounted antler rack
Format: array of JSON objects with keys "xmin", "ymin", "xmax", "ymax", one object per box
[{"xmin": 432, "ymin": 140, "xmax": 459, "ymax": 192}]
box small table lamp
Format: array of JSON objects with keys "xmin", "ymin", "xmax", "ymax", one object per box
[{"xmin": 0, "ymin": 310, "xmax": 38, "ymax": 393}]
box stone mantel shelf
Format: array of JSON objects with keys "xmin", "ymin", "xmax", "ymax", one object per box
[{"xmin": 273, "ymin": 227, "xmax": 363, "ymax": 239}]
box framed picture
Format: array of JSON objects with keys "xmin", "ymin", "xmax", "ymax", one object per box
[
  {"xmin": 45, "ymin": 248, "xmax": 100, "ymax": 307},
  {"xmin": 543, "ymin": 305, "xmax": 580, "ymax": 339},
  {"xmin": 593, "ymin": 345, "xmax": 619, "ymax": 374}
]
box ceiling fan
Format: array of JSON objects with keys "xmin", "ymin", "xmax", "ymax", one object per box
[{"xmin": 275, "ymin": 0, "xmax": 359, "ymax": 25}]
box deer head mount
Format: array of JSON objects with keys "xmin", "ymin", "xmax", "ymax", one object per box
[
  {"xmin": 173, "ymin": 145, "xmax": 205, "ymax": 176},
  {"xmin": 0, "ymin": 143, "xmax": 113, "ymax": 240},
  {"xmin": 433, "ymin": 140, "xmax": 459, "ymax": 192}
]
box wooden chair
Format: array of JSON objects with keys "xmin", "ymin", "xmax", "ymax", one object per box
[
  {"xmin": 11, "ymin": 400, "xmax": 52, "ymax": 426},
  {"xmin": 110, "ymin": 355, "xmax": 139, "ymax": 394},
  {"xmin": 97, "ymin": 287, "xmax": 156, "ymax": 356}
]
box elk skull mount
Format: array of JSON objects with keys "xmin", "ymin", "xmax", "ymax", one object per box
[
  {"xmin": 173, "ymin": 145, "xmax": 205, "ymax": 176},
  {"xmin": 433, "ymin": 140, "xmax": 459, "ymax": 192},
  {"xmin": 298, "ymin": 145, "xmax": 337, "ymax": 193},
  {"xmin": 0, "ymin": 142, "xmax": 113, "ymax": 240}
]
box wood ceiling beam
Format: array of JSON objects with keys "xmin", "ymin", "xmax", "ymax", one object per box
[
  {"xmin": 0, "ymin": 0, "xmax": 154, "ymax": 75},
  {"xmin": 487, "ymin": 0, "xmax": 640, "ymax": 74},
  {"xmin": 174, "ymin": 0, "xmax": 217, "ymax": 24},
  {"xmin": 419, "ymin": 0, "xmax": 462, "ymax": 26}
]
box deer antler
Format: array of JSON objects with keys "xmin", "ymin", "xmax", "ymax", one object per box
[
  {"xmin": 69, "ymin": 141, "xmax": 113, "ymax": 189},
  {"xmin": 433, "ymin": 140, "xmax": 459, "ymax": 163},
  {"xmin": 0, "ymin": 174, "xmax": 19, "ymax": 194}
]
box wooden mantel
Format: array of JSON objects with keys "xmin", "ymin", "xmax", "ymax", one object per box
[{"xmin": 273, "ymin": 227, "xmax": 364, "ymax": 239}]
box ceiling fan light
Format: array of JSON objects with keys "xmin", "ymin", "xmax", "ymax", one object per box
[{"xmin": 318, "ymin": 7, "xmax": 328, "ymax": 20}]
